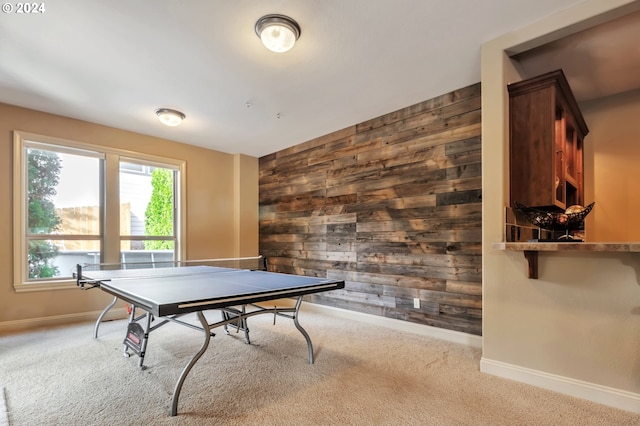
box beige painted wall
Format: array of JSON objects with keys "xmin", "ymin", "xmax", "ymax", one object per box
[
  {"xmin": 0, "ymin": 102, "xmax": 258, "ymax": 331},
  {"xmin": 481, "ymin": 0, "xmax": 640, "ymax": 410},
  {"xmin": 582, "ymin": 89, "xmax": 640, "ymax": 241},
  {"xmin": 234, "ymin": 154, "xmax": 259, "ymax": 257}
]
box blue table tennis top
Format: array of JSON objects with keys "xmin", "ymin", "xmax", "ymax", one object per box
[{"xmin": 84, "ymin": 266, "xmax": 344, "ymax": 316}]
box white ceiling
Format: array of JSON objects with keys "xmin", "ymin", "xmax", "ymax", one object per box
[{"xmin": 1, "ymin": 0, "xmax": 633, "ymax": 157}]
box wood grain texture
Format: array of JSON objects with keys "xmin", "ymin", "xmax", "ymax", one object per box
[{"xmin": 259, "ymin": 83, "xmax": 482, "ymax": 335}]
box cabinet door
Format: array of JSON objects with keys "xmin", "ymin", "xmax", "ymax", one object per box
[
  {"xmin": 563, "ymin": 115, "xmax": 583, "ymax": 207},
  {"xmin": 554, "ymin": 106, "xmax": 566, "ymax": 207}
]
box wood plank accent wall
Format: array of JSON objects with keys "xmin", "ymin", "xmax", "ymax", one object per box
[{"xmin": 259, "ymin": 83, "xmax": 482, "ymax": 335}]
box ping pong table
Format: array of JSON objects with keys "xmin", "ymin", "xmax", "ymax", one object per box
[{"xmin": 76, "ymin": 258, "xmax": 344, "ymax": 416}]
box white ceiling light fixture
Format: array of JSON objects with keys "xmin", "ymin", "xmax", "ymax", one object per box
[
  {"xmin": 255, "ymin": 14, "xmax": 301, "ymax": 53},
  {"xmin": 155, "ymin": 108, "xmax": 185, "ymax": 127}
]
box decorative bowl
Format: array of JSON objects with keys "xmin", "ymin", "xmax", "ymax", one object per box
[{"xmin": 514, "ymin": 201, "xmax": 595, "ymax": 231}]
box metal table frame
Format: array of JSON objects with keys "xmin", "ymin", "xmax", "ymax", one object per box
[{"xmin": 77, "ymin": 266, "xmax": 343, "ymax": 416}]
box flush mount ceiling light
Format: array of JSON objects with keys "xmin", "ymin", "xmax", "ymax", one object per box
[
  {"xmin": 255, "ymin": 14, "xmax": 300, "ymax": 53},
  {"xmin": 155, "ymin": 108, "xmax": 185, "ymax": 127}
]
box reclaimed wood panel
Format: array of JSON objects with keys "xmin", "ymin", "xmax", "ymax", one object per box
[{"xmin": 259, "ymin": 83, "xmax": 482, "ymax": 335}]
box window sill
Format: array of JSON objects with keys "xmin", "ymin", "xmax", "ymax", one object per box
[{"xmin": 14, "ymin": 278, "xmax": 77, "ymax": 293}]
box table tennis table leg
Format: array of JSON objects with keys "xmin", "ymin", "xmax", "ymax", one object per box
[
  {"xmin": 137, "ymin": 312, "xmax": 153, "ymax": 369},
  {"xmin": 123, "ymin": 304, "xmax": 137, "ymax": 357},
  {"xmin": 293, "ymin": 296, "xmax": 314, "ymax": 365},
  {"xmin": 93, "ymin": 296, "xmax": 118, "ymax": 339},
  {"xmin": 170, "ymin": 311, "xmax": 211, "ymax": 417},
  {"xmin": 221, "ymin": 306, "xmax": 250, "ymax": 344}
]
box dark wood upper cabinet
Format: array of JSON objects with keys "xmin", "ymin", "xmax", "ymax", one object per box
[{"xmin": 508, "ymin": 69, "xmax": 589, "ymax": 211}]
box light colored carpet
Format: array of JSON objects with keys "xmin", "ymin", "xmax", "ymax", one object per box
[{"xmin": 0, "ymin": 307, "xmax": 638, "ymax": 426}]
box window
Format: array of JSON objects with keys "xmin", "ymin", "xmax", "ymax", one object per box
[
  {"xmin": 23, "ymin": 142, "xmax": 103, "ymax": 282},
  {"xmin": 13, "ymin": 132, "xmax": 185, "ymax": 290},
  {"xmin": 119, "ymin": 160, "xmax": 177, "ymax": 265}
]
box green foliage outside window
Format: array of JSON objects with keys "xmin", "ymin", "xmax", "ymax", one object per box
[
  {"xmin": 27, "ymin": 149, "xmax": 62, "ymax": 278},
  {"xmin": 144, "ymin": 168, "xmax": 174, "ymax": 250}
]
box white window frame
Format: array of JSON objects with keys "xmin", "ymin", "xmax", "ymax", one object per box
[
  {"xmin": 118, "ymin": 157, "xmax": 180, "ymax": 261},
  {"xmin": 12, "ymin": 131, "xmax": 186, "ymax": 292}
]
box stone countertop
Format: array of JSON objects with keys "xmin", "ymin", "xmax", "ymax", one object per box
[
  {"xmin": 492, "ymin": 242, "xmax": 640, "ymax": 278},
  {"xmin": 493, "ymin": 242, "xmax": 640, "ymax": 252}
]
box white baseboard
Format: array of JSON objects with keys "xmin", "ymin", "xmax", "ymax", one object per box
[
  {"xmin": 0, "ymin": 307, "xmax": 128, "ymax": 334},
  {"xmin": 300, "ymin": 301, "xmax": 483, "ymax": 348},
  {"xmin": 481, "ymin": 357, "xmax": 640, "ymax": 414}
]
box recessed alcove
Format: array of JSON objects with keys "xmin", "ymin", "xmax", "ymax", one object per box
[{"xmin": 510, "ymin": 9, "xmax": 640, "ymax": 242}]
